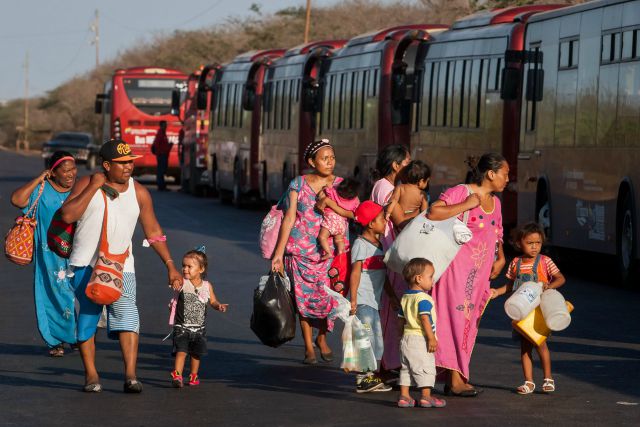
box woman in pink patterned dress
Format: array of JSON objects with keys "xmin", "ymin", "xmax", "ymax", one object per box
[
  {"xmin": 271, "ymin": 140, "xmax": 352, "ymax": 365},
  {"xmin": 427, "ymin": 153, "xmax": 508, "ymax": 396},
  {"xmin": 370, "ymin": 144, "xmax": 411, "ymax": 372}
]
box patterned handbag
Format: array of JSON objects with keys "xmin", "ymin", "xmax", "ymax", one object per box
[
  {"xmin": 85, "ymin": 191, "xmax": 129, "ymax": 305},
  {"xmin": 47, "ymin": 209, "xmax": 76, "ymax": 258},
  {"xmin": 4, "ymin": 181, "xmax": 44, "ymax": 265}
]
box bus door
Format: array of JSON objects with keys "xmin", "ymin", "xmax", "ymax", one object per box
[
  {"xmin": 299, "ymin": 48, "xmax": 331, "ymax": 174},
  {"xmin": 518, "ymin": 43, "xmax": 547, "ymax": 231},
  {"xmin": 390, "ymin": 36, "xmax": 424, "ymax": 149}
]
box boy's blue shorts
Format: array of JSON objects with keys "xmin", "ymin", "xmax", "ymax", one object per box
[{"xmin": 356, "ymin": 304, "xmax": 384, "ymax": 361}]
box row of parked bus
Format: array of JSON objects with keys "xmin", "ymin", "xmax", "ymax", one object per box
[{"xmin": 95, "ymin": 0, "xmax": 640, "ymax": 285}]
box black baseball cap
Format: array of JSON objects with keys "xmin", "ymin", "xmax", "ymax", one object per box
[{"xmin": 99, "ymin": 139, "xmax": 141, "ymax": 162}]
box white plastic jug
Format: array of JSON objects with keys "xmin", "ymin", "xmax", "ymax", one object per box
[
  {"xmin": 540, "ymin": 289, "xmax": 571, "ymax": 331},
  {"xmin": 504, "ymin": 281, "xmax": 543, "ymax": 321}
]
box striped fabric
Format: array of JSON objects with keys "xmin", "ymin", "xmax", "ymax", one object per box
[{"xmin": 106, "ymin": 272, "xmax": 139, "ymax": 338}]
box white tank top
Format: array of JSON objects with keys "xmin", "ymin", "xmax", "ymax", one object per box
[{"xmin": 70, "ymin": 178, "xmax": 140, "ymax": 272}]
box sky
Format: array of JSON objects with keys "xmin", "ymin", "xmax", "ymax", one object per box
[{"xmin": 0, "ymin": 0, "xmax": 355, "ymax": 102}]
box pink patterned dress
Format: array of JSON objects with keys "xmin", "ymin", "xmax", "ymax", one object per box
[
  {"xmin": 433, "ymin": 185, "xmax": 503, "ymax": 381},
  {"xmin": 371, "ymin": 178, "xmax": 406, "ymax": 370},
  {"xmin": 284, "ymin": 176, "xmax": 341, "ymax": 331}
]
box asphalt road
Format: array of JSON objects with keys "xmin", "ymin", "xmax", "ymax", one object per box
[{"xmin": 1, "ymin": 149, "xmax": 639, "ymax": 426}]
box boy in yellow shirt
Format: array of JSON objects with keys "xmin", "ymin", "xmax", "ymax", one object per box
[{"xmin": 397, "ymin": 258, "xmax": 446, "ymax": 408}]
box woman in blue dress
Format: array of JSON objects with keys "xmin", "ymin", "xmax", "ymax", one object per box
[{"xmin": 11, "ymin": 151, "xmax": 78, "ymax": 356}]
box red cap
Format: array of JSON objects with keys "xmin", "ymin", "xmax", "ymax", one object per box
[{"xmin": 354, "ymin": 201, "xmax": 383, "ymax": 227}]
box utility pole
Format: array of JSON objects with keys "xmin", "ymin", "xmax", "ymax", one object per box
[
  {"xmin": 91, "ymin": 9, "xmax": 100, "ymax": 68},
  {"xmin": 19, "ymin": 51, "xmax": 29, "ymax": 151},
  {"xmin": 304, "ymin": 0, "xmax": 312, "ymax": 44}
]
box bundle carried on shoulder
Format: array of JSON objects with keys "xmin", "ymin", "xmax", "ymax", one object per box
[
  {"xmin": 383, "ymin": 208, "xmax": 472, "ymax": 282},
  {"xmin": 4, "ymin": 181, "xmax": 44, "ymax": 265},
  {"xmin": 250, "ymin": 272, "xmax": 296, "ymax": 348}
]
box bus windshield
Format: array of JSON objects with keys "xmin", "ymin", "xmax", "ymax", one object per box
[{"xmin": 123, "ymin": 78, "xmax": 182, "ymax": 115}]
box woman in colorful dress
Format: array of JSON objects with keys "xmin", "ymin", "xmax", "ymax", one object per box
[
  {"xmin": 271, "ymin": 139, "xmax": 348, "ymax": 364},
  {"xmin": 10, "ymin": 151, "xmax": 78, "ymax": 356},
  {"xmin": 370, "ymin": 144, "xmax": 411, "ymax": 372},
  {"xmin": 427, "ymin": 152, "xmax": 508, "ymax": 396}
]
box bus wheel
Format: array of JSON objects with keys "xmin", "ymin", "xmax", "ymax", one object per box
[
  {"xmin": 189, "ymin": 162, "xmax": 202, "ymax": 197},
  {"xmin": 180, "ymin": 165, "xmax": 190, "ymax": 193},
  {"xmin": 232, "ymin": 159, "xmax": 244, "ymax": 208},
  {"xmin": 86, "ymin": 155, "xmax": 96, "ymax": 170},
  {"xmin": 617, "ymin": 192, "xmax": 638, "ymax": 286},
  {"xmin": 536, "ymin": 184, "xmax": 551, "ymax": 240}
]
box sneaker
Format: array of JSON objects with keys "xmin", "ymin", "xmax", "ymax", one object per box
[
  {"xmin": 188, "ymin": 373, "xmax": 200, "ymax": 386},
  {"xmin": 171, "ymin": 370, "xmax": 183, "ymax": 388},
  {"xmin": 356, "ymin": 374, "xmax": 386, "ymax": 393}
]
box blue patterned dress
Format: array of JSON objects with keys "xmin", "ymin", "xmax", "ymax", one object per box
[{"xmin": 24, "ymin": 181, "xmax": 76, "ymax": 347}]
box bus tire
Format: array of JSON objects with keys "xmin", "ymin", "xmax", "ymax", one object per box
[
  {"xmin": 535, "ymin": 182, "xmax": 551, "ymax": 241},
  {"xmin": 180, "ymin": 165, "xmax": 189, "ymax": 193},
  {"xmin": 189, "ymin": 161, "xmax": 202, "ymax": 197},
  {"xmin": 232, "ymin": 158, "xmax": 244, "ymax": 208},
  {"xmin": 616, "ymin": 191, "xmax": 638, "ymax": 287},
  {"xmin": 86, "ymin": 154, "xmax": 96, "ymax": 170}
]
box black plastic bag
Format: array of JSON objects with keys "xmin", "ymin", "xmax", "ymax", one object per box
[{"xmin": 250, "ymin": 272, "xmax": 296, "ymax": 347}]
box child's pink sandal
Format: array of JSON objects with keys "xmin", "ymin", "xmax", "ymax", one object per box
[
  {"xmin": 419, "ymin": 397, "xmax": 446, "ymax": 408},
  {"xmin": 397, "ymin": 396, "xmax": 415, "ymax": 408},
  {"xmin": 171, "ymin": 370, "xmax": 183, "ymax": 388},
  {"xmin": 188, "ymin": 373, "xmax": 200, "ymax": 386}
]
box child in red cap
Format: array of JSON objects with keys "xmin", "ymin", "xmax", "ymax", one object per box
[{"xmin": 349, "ymin": 201, "xmax": 401, "ymax": 393}]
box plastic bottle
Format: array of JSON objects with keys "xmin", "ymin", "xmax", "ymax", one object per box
[
  {"xmin": 353, "ymin": 320, "xmax": 374, "ymax": 372},
  {"xmin": 540, "ymin": 289, "xmax": 571, "ymax": 331},
  {"xmin": 504, "ymin": 281, "xmax": 543, "ymax": 320}
]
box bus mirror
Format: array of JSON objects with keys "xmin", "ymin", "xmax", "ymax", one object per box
[
  {"xmin": 242, "ymin": 83, "xmax": 256, "ymax": 111},
  {"xmin": 94, "ymin": 93, "xmax": 106, "ymax": 114},
  {"xmin": 171, "ymin": 89, "xmax": 181, "ymax": 115},
  {"xmin": 525, "ymin": 69, "xmax": 544, "ymax": 102},
  {"xmin": 197, "ymin": 89, "xmax": 209, "ymax": 110},
  {"xmin": 500, "ymin": 67, "xmax": 520, "ymax": 101}
]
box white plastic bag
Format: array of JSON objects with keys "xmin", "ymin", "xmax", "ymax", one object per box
[
  {"xmin": 325, "ymin": 285, "xmax": 351, "ymax": 323},
  {"xmin": 341, "ymin": 315, "xmax": 377, "ymax": 373},
  {"xmin": 383, "ymin": 209, "xmax": 472, "ymax": 281},
  {"xmin": 341, "ymin": 316, "xmax": 357, "ymax": 372}
]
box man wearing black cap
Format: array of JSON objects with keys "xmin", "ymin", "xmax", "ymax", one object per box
[{"xmin": 61, "ymin": 139, "xmax": 182, "ymax": 393}]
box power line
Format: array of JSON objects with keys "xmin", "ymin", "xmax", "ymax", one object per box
[
  {"xmin": 176, "ymin": 0, "xmax": 225, "ymax": 27},
  {"xmin": 0, "ymin": 29, "xmax": 87, "ymax": 40}
]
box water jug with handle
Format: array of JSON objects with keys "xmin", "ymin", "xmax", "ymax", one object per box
[
  {"xmin": 540, "ymin": 289, "xmax": 572, "ymax": 331},
  {"xmin": 504, "ymin": 255, "xmax": 545, "ymax": 320}
]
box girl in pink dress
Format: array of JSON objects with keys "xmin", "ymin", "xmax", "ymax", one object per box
[
  {"xmin": 370, "ymin": 144, "xmax": 411, "ymax": 371},
  {"xmin": 427, "ymin": 153, "xmax": 508, "ymax": 396}
]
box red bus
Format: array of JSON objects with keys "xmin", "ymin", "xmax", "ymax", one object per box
[
  {"xmin": 207, "ymin": 49, "xmax": 286, "ymax": 205},
  {"xmin": 175, "ymin": 64, "xmax": 219, "ymax": 195},
  {"xmin": 95, "ymin": 66, "xmax": 187, "ymax": 180},
  {"xmin": 517, "ymin": 0, "xmax": 640, "ymax": 283},
  {"xmin": 260, "ymin": 40, "xmax": 347, "ymax": 201},
  {"xmin": 411, "ymin": 5, "xmax": 564, "ymax": 227},
  {"xmin": 317, "ymin": 25, "xmax": 447, "ymax": 193}
]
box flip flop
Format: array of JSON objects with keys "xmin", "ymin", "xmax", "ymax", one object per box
[{"xmin": 48, "ymin": 346, "xmax": 64, "ymax": 357}]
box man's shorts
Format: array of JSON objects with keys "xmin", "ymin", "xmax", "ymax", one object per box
[
  {"xmin": 399, "ymin": 334, "xmax": 436, "ymax": 389},
  {"xmin": 73, "ymin": 266, "xmax": 140, "ymax": 341},
  {"xmin": 172, "ymin": 326, "xmax": 207, "ymax": 356},
  {"xmin": 356, "ymin": 304, "xmax": 384, "ymax": 361}
]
